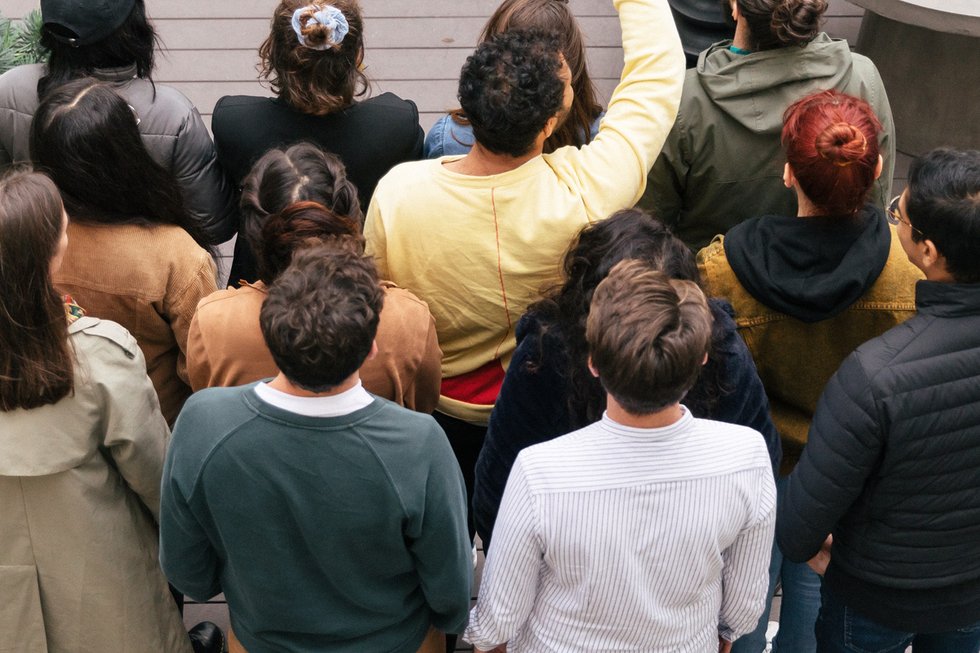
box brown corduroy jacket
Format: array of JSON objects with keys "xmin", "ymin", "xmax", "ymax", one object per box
[
  {"xmin": 187, "ymin": 280, "xmax": 442, "ymax": 413},
  {"xmin": 54, "ymin": 222, "xmax": 217, "ymax": 425}
]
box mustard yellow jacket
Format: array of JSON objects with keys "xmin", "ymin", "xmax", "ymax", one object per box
[{"xmin": 698, "ymin": 226, "xmax": 922, "ymax": 473}]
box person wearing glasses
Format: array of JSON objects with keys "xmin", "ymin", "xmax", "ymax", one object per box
[
  {"xmin": 696, "ymin": 89, "xmax": 922, "ymax": 653},
  {"xmin": 778, "ymin": 147, "xmax": 980, "ymax": 652}
]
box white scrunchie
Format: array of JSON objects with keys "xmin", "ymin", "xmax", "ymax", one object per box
[{"xmin": 291, "ymin": 5, "xmax": 349, "ymax": 50}]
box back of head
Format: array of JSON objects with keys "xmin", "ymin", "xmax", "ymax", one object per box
[
  {"xmin": 38, "ymin": 0, "xmax": 156, "ymax": 99},
  {"xmin": 557, "ymin": 209, "xmax": 699, "ymax": 318},
  {"xmin": 241, "ymin": 143, "xmax": 362, "ymax": 281},
  {"xmin": 458, "ymin": 29, "xmax": 565, "ymax": 157},
  {"xmin": 736, "ymin": 0, "xmax": 827, "ymax": 50},
  {"xmin": 257, "ymin": 200, "xmax": 365, "ymax": 283},
  {"xmin": 586, "ymin": 259, "xmax": 713, "ymax": 415},
  {"xmin": 29, "ymin": 77, "xmax": 208, "ymax": 248},
  {"xmin": 0, "ymin": 170, "xmax": 74, "ymax": 411},
  {"xmin": 260, "ymin": 0, "xmax": 367, "ymax": 115},
  {"xmin": 782, "ymin": 89, "xmax": 881, "ymax": 216},
  {"xmin": 907, "ymin": 148, "xmax": 980, "ymax": 284},
  {"xmin": 260, "ymin": 246, "xmax": 384, "ymax": 392},
  {"xmin": 478, "ymin": 0, "xmax": 601, "ymax": 150}
]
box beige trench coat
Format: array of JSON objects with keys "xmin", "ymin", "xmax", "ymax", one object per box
[{"xmin": 0, "ymin": 317, "xmax": 192, "ymax": 653}]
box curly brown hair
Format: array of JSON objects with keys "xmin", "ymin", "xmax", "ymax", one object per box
[
  {"xmin": 260, "ymin": 247, "xmax": 384, "ymax": 392},
  {"xmin": 259, "ymin": 0, "xmax": 368, "ymax": 115}
]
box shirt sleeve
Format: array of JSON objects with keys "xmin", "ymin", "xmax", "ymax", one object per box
[
  {"xmin": 159, "ymin": 403, "xmax": 223, "ymax": 602},
  {"xmin": 185, "ymin": 306, "xmax": 213, "ymax": 392},
  {"xmin": 639, "ymin": 131, "xmax": 686, "ymax": 230},
  {"xmin": 547, "ymin": 0, "xmax": 685, "ymax": 222},
  {"xmin": 473, "ymin": 329, "xmax": 569, "ymax": 549},
  {"xmin": 364, "ymin": 194, "xmax": 390, "ymax": 280},
  {"xmin": 718, "ymin": 468, "xmax": 776, "ymax": 641},
  {"xmin": 407, "ymin": 422, "xmax": 473, "ymax": 634},
  {"xmin": 406, "ymin": 314, "xmax": 442, "ymax": 413},
  {"xmin": 464, "ymin": 455, "xmax": 545, "ymax": 649},
  {"xmin": 166, "ymin": 251, "xmax": 218, "ymax": 386},
  {"xmin": 777, "ymin": 352, "xmax": 884, "ymax": 563},
  {"xmin": 98, "ymin": 337, "xmax": 172, "ymax": 523},
  {"xmin": 170, "ymin": 104, "xmax": 240, "ymax": 245}
]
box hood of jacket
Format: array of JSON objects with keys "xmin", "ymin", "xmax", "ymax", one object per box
[
  {"xmin": 694, "ymin": 33, "xmax": 858, "ymax": 133},
  {"xmin": 723, "ymin": 204, "xmax": 892, "ymax": 323}
]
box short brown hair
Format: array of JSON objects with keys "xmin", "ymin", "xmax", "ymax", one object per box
[
  {"xmin": 259, "ymin": 0, "xmax": 367, "ymax": 115},
  {"xmin": 586, "ymin": 259, "xmax": 713, "ymax": 414},
  {"xmin": 260, "ymin": 246, "xmax": 383, "ymax": 392},
  {"xmin": 0, "ymin": 170, "xmax": 75, "ymax": 411}
]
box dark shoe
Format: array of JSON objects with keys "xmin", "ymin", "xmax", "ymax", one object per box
[{"xmin": 189, "ymin": 621, "xmax": 225, "ymax": 653}]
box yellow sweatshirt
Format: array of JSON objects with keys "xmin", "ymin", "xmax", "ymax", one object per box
[{"xmin": 365, "ymin": 0, "xmax": 684, "ymax": 424}]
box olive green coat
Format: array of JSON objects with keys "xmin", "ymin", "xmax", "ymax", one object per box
[
  {"xmin": 0, "ymin": 317, "xmax": 191, "ymax": 653},
  {"xmin": 643, "ymin": 33, "xmax": 895, "ymax": 250}
]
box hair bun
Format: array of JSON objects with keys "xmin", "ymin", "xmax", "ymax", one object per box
[
  {"xmin": 771, "ymin": 0, "xmax": 827, "ymax": 46},
  {"xmin": 300, "ymin": 16, "xmax": 333, "ymax": 47},
  {"xmin": 816, "ymin": 122, "xmax": 868, "ymax": 167}
]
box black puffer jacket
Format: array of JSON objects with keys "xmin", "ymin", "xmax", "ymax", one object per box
[{"xmin": 777, "ymin": 280, "xmax": 980, "ymax": 632}]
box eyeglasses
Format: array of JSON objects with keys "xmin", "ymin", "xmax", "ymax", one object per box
[{"xmin": 886, "ymin": 195, "xmax": 923, "ymax": 237}]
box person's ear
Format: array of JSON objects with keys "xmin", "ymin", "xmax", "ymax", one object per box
[
  {"xmin": 783, "ymin": 162, "xmax": 795, "ymax": 189},
  {"xmin": 365, "ymin": 339, "xmax": 379, "ymax": 361},
  {"xmin": 702, "ymin": 352, "xmax": 709, "ymax": 366},
  {"xmin": 873, "ymin": 154, "xmax": 883, "ymax": 181},
  {"xmin": 543, "ymin": 114, "xmax": 559, "ymax": 139},
  {"xmin": 730, "ymin": 0, "xmax": 740, "ymax": 22},
  {"xmin": 919, "ymin": 238, "xmax": 951, "ymax": 277},
  {"xmin": 587, "ymin": 355, "xmax": 600, "ymax": 378}
]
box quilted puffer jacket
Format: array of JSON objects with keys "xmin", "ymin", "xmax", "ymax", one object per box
[
  {"xmin": 777, "ymin": 280, "xmax": 980, "ymax": 633},
  {"xmin": 0, "ymin": 63, "xmax": 236, "ymax": 245}
]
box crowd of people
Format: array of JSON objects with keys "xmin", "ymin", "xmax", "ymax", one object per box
[{"xmin": 0, "ymin": 0, "xmax": 978, "ymax": 652}]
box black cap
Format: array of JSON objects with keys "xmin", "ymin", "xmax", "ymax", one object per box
[{"xmin": 41, "ymin": 0, "xmax": 137, "ymax": 47}]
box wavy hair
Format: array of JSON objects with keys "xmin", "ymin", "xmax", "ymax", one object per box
[
  {"xmin": 528, "ymin": 208, "xmax": 727, "ymax": 425},
  {"xmin": 259, "ymin": 0, "xmax": 368, "ymax": 115}
]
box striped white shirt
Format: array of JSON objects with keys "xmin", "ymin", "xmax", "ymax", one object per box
[{"xmin": 464, "ymin": 409, "xmax": 775, "ymax": 652}]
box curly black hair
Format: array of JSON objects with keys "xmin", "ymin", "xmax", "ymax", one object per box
[
  {"xmin": 528, "ymin": 209, "xmax": 729, "ymax": 425},
  {"xmin": 457, "ymin": 28, "xmax": 566, "ymax": 158}
]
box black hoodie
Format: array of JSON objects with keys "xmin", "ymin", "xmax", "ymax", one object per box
[{"xmin": 722, "ymin": 204, "xmax": 891, "ymax": 323}]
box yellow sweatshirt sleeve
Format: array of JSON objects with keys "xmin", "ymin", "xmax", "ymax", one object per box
[{"xmin": 546, "ymin": 0, "xmax": 685, "ymax": 221}]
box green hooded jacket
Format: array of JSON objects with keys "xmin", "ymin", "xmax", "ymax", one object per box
[{"xmin": 641, "ymin": 33, "xmax": 895, "ymax": 250}]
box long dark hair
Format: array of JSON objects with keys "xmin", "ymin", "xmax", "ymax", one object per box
[
  {"xmin": 449, "ymin": 0, "xmax": 602, "ymax": 153},
  {"xmin": 29, "ymin": 78, "xmax": 212, "ymax": 252},
  {"xmin": 0, "ymin": 170, "xmax": 74, "ymax": 411},
  {"xmin": 240, "ymin": 143, "xmax": 362, "ymax": 283},
  {"xmin": 38, "ymin": 0, "xmax": 158, "ymax": 100},
  {"xmin": 529, "ymin": 209, "xmax": 725, "ymax": 425}
]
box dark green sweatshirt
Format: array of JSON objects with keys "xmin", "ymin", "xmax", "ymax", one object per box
[{"xmin": 160, "ymin": 384, "xmax": 472, "ymax": 652}]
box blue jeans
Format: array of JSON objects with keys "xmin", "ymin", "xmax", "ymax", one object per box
[
  {"xmin": 816, "ymin": 584, "xmax": 980, "ymax": 653},
  {"xmin": 732, "ymin": 477, "xmax": 821, "ymax": 653}
]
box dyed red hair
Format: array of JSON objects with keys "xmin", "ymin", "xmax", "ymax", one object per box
[{"xmin": 782, "ymin": 90, "xmax": 882, "ymax": 216}]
